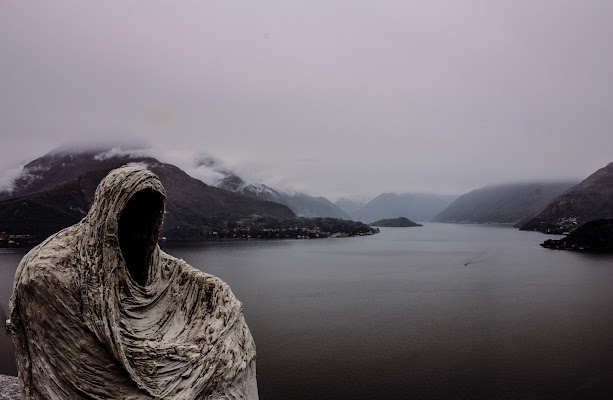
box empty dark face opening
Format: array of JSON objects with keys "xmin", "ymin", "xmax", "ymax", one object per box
[{"xmin": 118, "ymin": 188, "xmax": 165, "ymax": 286}]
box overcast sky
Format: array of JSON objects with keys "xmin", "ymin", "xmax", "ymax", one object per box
[{"xmin": 1, "ymin": 0, "xmax": 611, "ymax": 200}]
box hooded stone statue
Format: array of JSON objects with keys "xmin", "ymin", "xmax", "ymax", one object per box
[{"xmin": 10, "ymin": 166, "xmax": 258, "ymax": 399}]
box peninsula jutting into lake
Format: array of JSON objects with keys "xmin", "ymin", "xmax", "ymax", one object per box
[{"xmin": 541, "ymin": 219, "xmax": 613, "ymax": 252}]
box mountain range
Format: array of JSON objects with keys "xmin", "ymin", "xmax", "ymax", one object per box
[
  {"xmin": 216, "ymin": 170, "xmax": 350, "ymax": 219},
  {"xmin": 184, "ymin": 155, "xmax": 350, "ymax": 219},
  {"xmin": 519, "ymin": 162, "xmax": 613, "ymax": 234},
  {"xmin": 0, "ymin": 148, "xmax": 295, "ymax": 243},
  {"xmin": 432, "ymin": 181, "xmax": 578, "ymax": 224},
  {"xmin": 3, "ymin": 146, "xmax": 610, "ymax": 242}
]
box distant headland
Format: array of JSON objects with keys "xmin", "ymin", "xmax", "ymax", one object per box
[{"xmin": 370, "ymin": 217, "xmax": 422, "ymax": 228}]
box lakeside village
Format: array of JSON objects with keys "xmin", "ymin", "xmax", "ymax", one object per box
[
  {"xmin": 540, "ymin": 217, "xmax": 579, "ymax": 235},
  {"xmin": 0, "ymin": 233, "xmax": 37, "ymax": 248},
  {"xmin": 164, "ymin": 216, "xmax": 380, "ymax": 241},
  {"xmin": 199, "ymin": 225, "xmax": 378, "ymax": 240},
  {"xmin": 1, "ymin": 217, "xmax": 379, "ymax": 248}
]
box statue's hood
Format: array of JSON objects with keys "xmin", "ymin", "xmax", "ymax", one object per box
[{"xmin": 83, "ymin": 165, "xmax": 167, "ymax": 286}]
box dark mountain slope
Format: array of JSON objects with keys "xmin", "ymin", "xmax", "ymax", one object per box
[
  {"xmin": 0, "ymin": 150, "xmax": 295, "ymax": 243},
  {"xmin": 520, "ymin": 163, "xmax": 613, "ymax": 234},
  {"xmin": 149, "ymin": 162, "xmax": 295, "ymax": 237},
  {"xmin": 2, "ymin": 148, "xmax": 346, "ymax": 218},
  {"xmin": 218, "ymin": 173, "xmax": 350, "ymax": 219},
  {"xmin": 0, "ymin": 169, "xmax": 110, "ymax": 241},
  {"xmin": 0, "ymin": 148, "xmax": 149, "ymax": 200},
  {"xmin": 433, "ymin": 182, "xmax": 577, "ymax": 224}
]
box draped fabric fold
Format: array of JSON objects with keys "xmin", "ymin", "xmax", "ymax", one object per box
[{"xmin": 11, "ymin": 166, "xmax": 258, "ymax": 399}]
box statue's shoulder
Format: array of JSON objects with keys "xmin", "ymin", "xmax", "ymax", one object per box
[
  {"xmin": 158, "ymin": 251, "xmax": 221, "ymax": 280},
  {"xmin": 14, "ymin": 225, "xmax": 80, "ymax": 290},
  {"xmin": 158, "ymin": 250, "xmax": 240, "ymax": 303}
]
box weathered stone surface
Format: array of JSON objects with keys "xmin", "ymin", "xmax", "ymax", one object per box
[
  {"xmin": 10, "ymin": 166, "xmax": 258, "ymax": 399},
  {"xmin": 0, "ymin": 375, "xmax": 19, "ymax": 400}
]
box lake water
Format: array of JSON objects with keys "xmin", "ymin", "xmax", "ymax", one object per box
[{"xmin": 2, "ymin": 224, "xmax": 613, "ymax": 399}]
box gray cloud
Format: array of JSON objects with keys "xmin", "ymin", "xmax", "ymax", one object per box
[{"xmin": 1, "ymin": 0, "xmax": 611, "ymax": 200}]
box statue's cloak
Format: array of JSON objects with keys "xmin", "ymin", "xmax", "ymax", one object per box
[{"xmin": 10, "ymin": 166, "xmax": 258, "ymax": 399}]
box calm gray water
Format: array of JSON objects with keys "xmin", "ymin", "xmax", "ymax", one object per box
[{"xmin": 2, "ymin": 224, "xmax": 613, "ymax": 399}]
